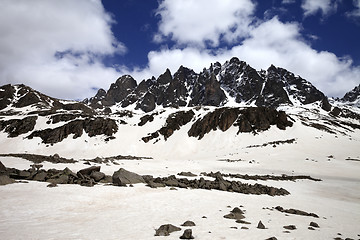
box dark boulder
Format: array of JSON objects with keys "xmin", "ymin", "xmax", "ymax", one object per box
[
  {"xmin": 0, "ymin": 175, "xmax": 15, "ymax": 185},
  {"xmin": 90, "ymin": 171, "xmax": 105, "ymax": 182},
  {"xmin": 181, "ymin": 221, "xmax": 196, "ymax": 227},
  {"xmin": 112, "ymin": 168, "xmax": 145, "ymax": 186},
  {"xmin": 257, "ymin": 221, "xmax": 266, "ymax": 229},
  {"xmin": 179, "ymin": 229, "xmax": 194, "ymax": 239},
  {"xmin": 155, "ymin": 224, "xmax": 181, "ymax": 236},
  {"xmin": 78, "ymin": 166, "xmax": 101, "ymax": 176}
]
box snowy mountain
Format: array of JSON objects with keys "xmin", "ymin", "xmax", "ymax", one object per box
[
  {"xmin": 1, "ymin": 57, "xmax": 360, "ymax": 239},
  {"xmin": 341, "ymin": 83, "xmax": 360, "ymax": 107},
  {"xmin": 84, "ymin": 57, "xmax": 331, "ymax": 112}
]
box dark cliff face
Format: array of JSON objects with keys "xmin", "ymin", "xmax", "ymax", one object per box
[
  {"xmin": 86, "ymin": 57, "xmax": 331, "ymax": 112},
  {"xmin": 342, "ymin": 84, "xmax": 360, "ymax": 103}
]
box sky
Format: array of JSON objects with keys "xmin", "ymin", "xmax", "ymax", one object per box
[{"xmin": 0, "ymin": 0, "xmax": 360, "ymax": 100}]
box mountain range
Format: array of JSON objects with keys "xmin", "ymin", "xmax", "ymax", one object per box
[{"xmin": 0, "ymin": 57, "xmax": 359, "ymax": 150}]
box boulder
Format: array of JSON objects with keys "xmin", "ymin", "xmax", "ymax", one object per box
[
  {"xmin": 257, "ymin": 221, "xmax": 266, "ymax": 229},
  {"xmin": 33, "ymin": 171, "xmax": 48, "ymax": 181},
  {"xmin": 283, "ymin": 225, "xmax": 296, "ymax": 230},
  {"xmin": 310, "ymin": 222, "xmax": 320, "ymax": 228},
  {"xmin": 112, "ymin": 168, "xmax": 145, "ymax": 186},
  {"xmin": 90, "ymin": 171, "xmax": 105, "ymax": 182},
  {"xmin": 154, "ymin": 224, "xmax": 181, "ymax": 236},
  {"xmin": 0, "ymin": 161, "xmax": 6, "ymax": 173},
  {"xmin": 0, "ymin": 175, "xmax": 16, "ymax": 185},
  {"xmin": 179, "ymin": 229, "xmax": 194, "ymax": 239},
  {"xmin": 78, "ymin": 166, "xmax": 101, "ymax": 176},
  {"xmin": 181, "ymin": 221, "xmax": 196, "ymax": 227}
]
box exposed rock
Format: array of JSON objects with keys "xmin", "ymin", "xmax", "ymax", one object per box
[
  {"xmin": 90, "ymin": 171, "xmax": 105, "ymax": 182},
  {"xmin": 78, "ymin": 166, "xmax": 101, "ymax": 176},
  {"xmin": 33, "ymin": 172, "xmax": 48, "ymax": 181},
  {"xmin": 275, "ymin": 206, "xmax": 319, "ymax": 218},
  {"xmin": 310, "ymin": 222, "xmax": 320, "ymax": 228},
  {"xmin": 47, "ymin": 183, "xmax": 58, "ymax": 188},
  {"xmin": 178, "ymin": 172, "xmax": 197, "ymax": 177},
  {"xmin": 266, "ymin": 237, "xmax": 277, "ymax": 240},
  {"xmin": 179, "ymin": 229, "xmax": 194, "ymax": 239},
  {"xmin": 143, "ymin": 110, "xmax": 195, "ymax": 142},
  {"xmin": 27, "ymin": 117, "xmax": 118, "ymax": 144},
  {"xmin": 0, "ymin": 153, "xmax": 77, "ymax": 164},
  {"xmin": 181, "ymin": 221, "xmax": 196, "ymax": 227},
  {"xmin": 0, "ymin": 161, "xmax": 6, "ymax": 173},
  {"xmin": 113, "ymin": 168, "xmax": 145, "ymax": 186},
  {"xmin": 283, "ymin": 225, "xmax": 297, "ymax": 230},
  {"xmin": 0, "ymin": 116, "xmax": 37, "ymax": 137},
  {"xmin": 223, "ymin": 207, "xmax": 245, "ymax": 220},
  {"xmin": 0, "ymin": 175, "xmax": 16, "ymax": 185},
  {"xmin": 257, "ymin": 221, "xmax": 266, "ymax": 229},
  {"xmin": 188, "ymin": 107, "xmax": 293, "ymax": 139},
  {"xmin": 154, "ymin": 224, "xmax": 181, "ymax": 236}
]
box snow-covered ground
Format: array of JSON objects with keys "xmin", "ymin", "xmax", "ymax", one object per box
[{"xmin": 1, "ymin": 107, "xmax": 360, "ymax": 239}]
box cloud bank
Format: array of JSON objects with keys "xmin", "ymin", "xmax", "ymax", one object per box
[{"xmin": 0, "ymin": 0, "xmax": 123, "ymax": 100}]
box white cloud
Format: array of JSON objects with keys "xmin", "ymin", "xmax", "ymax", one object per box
[
  {"xmin": 282, "ymin": 0, "xmax": 296, "ymax": 4},
  {"xmin": 125, "ymin": 17, "xmax": 360, "ymax": 97},
  {"xmin": 0, "ymin": 0, "xmax": 124, "ymax": 99},
  {"xmin": 155, "ymin": 0, "xmax": 256, "ymax": 47},
  {"xmin": 301, "ymin": 0, "xmax": 337, "ymax": 17},
  {"xmin": 346, "ymin": 0, "xmax": 360, "ymax": 19}
]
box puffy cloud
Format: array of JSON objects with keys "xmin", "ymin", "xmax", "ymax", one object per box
[
  {"xmin": 301, "ymin": 0, "xmax": 337, "ymax": 17},
  {"xmin": 0, "ymin": 0, "xmax": 125, "ymax": 99},
  {"xmin": 154, "ymin": 0, "xmax": 256, "ymax": 47},
  {"xmin": 346, "ymin": 0, "xmax": 360, "ymax": 19}
]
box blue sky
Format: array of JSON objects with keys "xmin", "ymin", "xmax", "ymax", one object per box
[{"xmin": 0, "ymin": 0, "xmax": 359, "ymax": 100}]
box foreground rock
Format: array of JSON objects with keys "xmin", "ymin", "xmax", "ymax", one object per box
[
  {"xmin": 143, "ymin": 173, "xmax": 289, "ymax": 196},
  {"xmin": 112, "ymin": 168, "xmax": 145, "ymax": 186},
  {"xmin": 179, "ymin": 229, "xmax": 194, "ymax": 239},
  {"xmin": 275, "ymin": 206, "xmax": 319, "ymax": 218},
  {"xmin": 0, "ymin": 162, "xmax": 109, "ymax": 187},
  {"xmin": 155, "ymin": 224, "xmax": 181, "ymax": 236}
]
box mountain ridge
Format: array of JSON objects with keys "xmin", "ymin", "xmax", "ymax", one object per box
[{"xmin": 84, "ymin": 57, "xmax": 337, "ymax": 113}]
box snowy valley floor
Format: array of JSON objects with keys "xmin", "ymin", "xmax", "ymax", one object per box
[
  {"xmin": 1, "ymin": 151, "xmax": 360, "ymax": 240},
  {"xmin": 1, "ymin": 116, "xmax": 360, "ymax": 239}
]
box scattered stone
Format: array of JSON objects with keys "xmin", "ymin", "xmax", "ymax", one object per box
[
  {"xmin": 154, "ymin": 224, "xmax": 181, "ymax": 236},
  {"xmin": 275, "ymin": 206, "xmax": 319, "ymax": 218},
  {"xmin": 266, "ymin": 237, "xmax": 277, "ymax": 240},
  {"xmin": 178, "ymin": 172, "xmax": 197, "ymax": 177},
  {"xmin": 236, "ymin": 219, "xmax": 251, "ymax": 224},
  {"xmin": 308, "ymin": 227, "xmax": 315, "ymax": 230},
  {"xmin": 224, "ymin": 207, "xmax": 245, "ymax": 220},
  {"xmin": 310, "ymin": 222, "xmax": 320, "ymax": 228},
  {"xmin": 241, "ymin": 227, "xmax": 249, "ymax": 230},
  {"xmin": 47, "ymin": 183, "xmax": 57, "ymax": 188},
  {"xmin": 257, "ymin": 221, "xmax": 266, "ymax": 229},
  {"xmin": 0, "ymin": 161, "xmax": 7, "ymax": 172},
  {"xmin": 283, "ymin": 231, "xmax": 290, "ymax": 234},
  {"xmin": 169, "ymin": 187, "xmax": 177, "ymax": 190},
  {"xmin": 283, "ymin": 225, "xmax": 296, "ymax": 230},
  {"xmin": 0, "ymin": 175, "xmax": 16, "ymax": 185},
  {"xmin": 90, "ymin": 171, "xmax": 105, "ymax": 182},
  {"xmin": 202, "ymin": 216, "xmax": 207, "ymax": 219},
  {"xmin": 181, "ymin": 221, "xmax": 196, "ymax": 227},
  {"xmin": 112, "ymin": 168, "xmax": 145, "ymax": 186},
  {"xmin": 230, "ymin": 227, "xmax": 238, "ymax": 229},
  {"xmin": 179, "ymin": 229, "xmax": 194, "ymax": 239},
  {"xmin": 78, "ymin": 166, "xmax": 101, "ymax": 176}
]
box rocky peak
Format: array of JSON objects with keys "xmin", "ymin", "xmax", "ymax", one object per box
[
  {"xmin": 85, "ymin": 57, "xmax": 333, "ymax": 112},
  {"xmin": 342, "ymin": 84, "xmax": 360, "ymax": 104}
]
